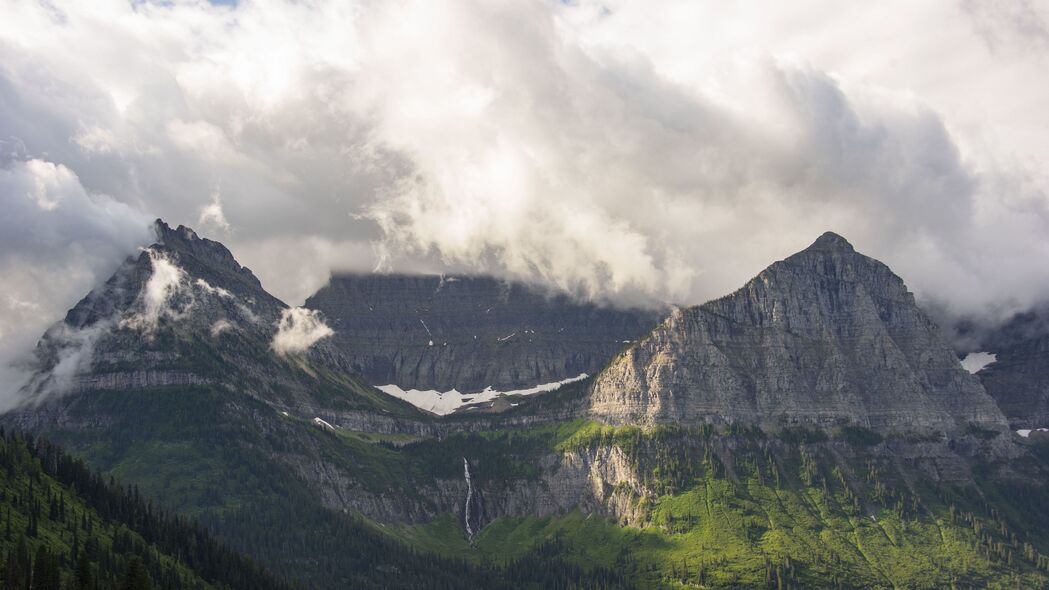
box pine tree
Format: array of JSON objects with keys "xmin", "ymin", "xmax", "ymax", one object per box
[
  {"xmin": 73, "ymin": 552, "xmax": 93, "ymax": 590},
  {"xmin": 31, "ymin": 545, "xmax": 60, "ymax": 590},
  {"xmin": 120, "ymin": 556, "xmax": 153, "ymax": 590},
  {"xmin": 3, "ymin": 547, "xmax": 24, "ymax": 590}
]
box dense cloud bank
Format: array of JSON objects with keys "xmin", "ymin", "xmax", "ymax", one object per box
[{"xmin": 1, "ymin": 0, "xmax": 1049, "ymax": 391}]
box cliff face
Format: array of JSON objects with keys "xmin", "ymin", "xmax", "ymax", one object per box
[
  {"xmin": 304, "ymin": 274, "xmax": 662, "ymax": 393},
  {"xmin": 975, "ymin": 309, "xmax": 1049, "ymax": 429},
  {"xmin": 589, "ymin": 232, "xmax": 1008, "ymax": 435},
  {"xmin": 16, "ymin": 219, "xmax": 427, "ymax": 428}
]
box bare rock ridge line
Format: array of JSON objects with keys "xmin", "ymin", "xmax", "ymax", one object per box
[
  {"xmin": 588, "ymin": 231, "xmax": 1009, "ymax": 435},
  {"xmin": 304, "ymin": 273, "xmax": 662, "ymax": 393}
]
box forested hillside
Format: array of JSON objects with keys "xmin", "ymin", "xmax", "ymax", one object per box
[
  {"xmin": 0, "ymin": 431, "xmax": 287, "ymax": 590},
  {"xmin": 0, "ymin": 429, "xmax": 636, "ymax": 589}
]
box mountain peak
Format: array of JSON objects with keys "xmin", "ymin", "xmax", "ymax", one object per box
[
  {"xmin": 153, "ymin": 218, "xmax": 204, "ymax": 247},
  {"xmin": 589, "ymin": 231, "xmax": 1008, "ymax": 435},
  {"xmin": 149, "ymin": 219, "xmax": 266, "ymax": 295},
  {"xmin": 805, "ymin": 231, "xmax": 855, "ymax": 253}
]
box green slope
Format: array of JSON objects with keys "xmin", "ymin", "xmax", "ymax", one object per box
[
  {"xmin": 27, "ymin": 375, "xmax": 1049, "ymax": 590},
  {"xmin": 385, "ymin": 423, "xmax": 1049, "ymax": 589}
]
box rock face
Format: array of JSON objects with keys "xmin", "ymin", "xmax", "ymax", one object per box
[
  {"xmin": 16, "ymin": 219, "xmax": 426, "ymax": 426},
  {"xmin": 976, "ymin": 309, "xmax": 1049, "ymax": 429},
  {"xmin": 589, "ymin": 232, "xmax": 1008, "ymax": 434},
  {"xmin": 304, "ymin": 273, "xmax": 661, "ymax": 393}
]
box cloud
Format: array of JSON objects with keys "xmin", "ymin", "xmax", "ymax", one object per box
[
  {"xmin": 0, "ymin": 0, "xmax": 1048, "ymax": 372},
  {"xmin": 271, "ymin": 307, "xmax": 334, "ymax": 356},
  {"xmin": 210, "ymin": 319, "xmax": 233, "ymax": 337},
  {"xmin": 19, "ymin": 319, "xmax": 113, "ymax": 406},
  {"xmin": 198, "ymin": 189, "xmax": 231, "ymax": 234},
  {"xmin": 119, "ymin": 249, "xmax": 194, "ymax": 335},
  {"xmin": 0, "ymin": 157, "xmax": 153, "ymax": 401}
]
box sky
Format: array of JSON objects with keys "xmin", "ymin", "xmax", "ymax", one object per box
[{"xmin": 2, "ymin": 0, "xmax": 1049, "ymax": 390}]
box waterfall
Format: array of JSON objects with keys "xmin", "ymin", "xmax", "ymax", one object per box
[{"xmin": 462, "ymin": 457, "xmax": 474, "ymax": 540}]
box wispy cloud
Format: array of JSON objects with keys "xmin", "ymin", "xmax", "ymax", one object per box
[{"xmin": 271, "ymin": 307, "xmax": 333, "ymax": 356}]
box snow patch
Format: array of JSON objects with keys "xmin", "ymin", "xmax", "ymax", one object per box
[
  {"xmin": 960, "ymin": 351, "xmax": 997, "ymax": 374},
  {"xmin": 313, "ymin": 417, "xmax": 335, "ymax": 431},
  {"xmin": 376, "ymin": 373, "xmax": 588, "ymax": 415},
  {"xmin": 1017, "ymin": 428, "xmax": 1049, "ymax": 438},
  {"xmin": 271, "ymin": 307, "xmax": 334, "ymax": 355}
]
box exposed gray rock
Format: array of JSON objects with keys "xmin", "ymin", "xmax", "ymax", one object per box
[
  {"xmin": 17, "ymin": 219, "xmax": 424, "ymax": 420},
  {"xmin": 974, "ymin": 308, "xmax": 1049, "ymax": 429},
  {"xmin": 304, "ymin": 273, "xmax": 661, "ymax": 393},
  {"xmin": 589, "ymin": 232, "xmax": 1009, "ymax": 435}
]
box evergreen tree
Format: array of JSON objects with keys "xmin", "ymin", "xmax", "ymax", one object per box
[
  {"xmin": 73, "ymin": 552, "xmax": 92, "ymax": 590},
  {"xmin": 119, "ymin": 556, "xmax": 152, "ymax": 590},
  {"xmin": 31, "ymin": 545, "xmax": 60, "ymax": 590},
  {"xmin": 2, "ymin": 547, "xmax": 24, "ymax": 590}
]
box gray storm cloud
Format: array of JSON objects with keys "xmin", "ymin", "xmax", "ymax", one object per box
[
  {"xmin": 0, "ymin": 157, "xmax": 154, "ymax": 399},
  {"xmin": 1, "ymin": 0, "xmax": 1049, "ymax": 392}
]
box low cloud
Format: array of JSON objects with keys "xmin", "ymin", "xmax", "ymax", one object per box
[
  {"xmin": 198, "ymin": 189, "xmax": 231, "ymax": 234},
  {"xmin": 19, "ymin": 320, "xmax": 112, "ymax": 407},
  {"xmin": 120, "ymin": 249, "xmax": 193, "ymax": 335},
  {"xmin": 0, "ymin": 157, "xmax": 152, "ymax": 402},
  {"xmin": 210, "ymin": 319, "xmax": 233, "ymax": 338},
  {"xmin": 271, "ymin": 307, "xmax": 334, "ymax": 356}
]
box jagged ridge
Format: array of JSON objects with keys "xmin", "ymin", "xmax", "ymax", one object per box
[{"xmin": 589, "ymin": 232, "xmax": 1008, "ymax": 434}]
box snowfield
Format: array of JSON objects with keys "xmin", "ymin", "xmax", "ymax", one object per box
[
  {"xmin": 960, "ymin": 351, "xmax": 996, "ymax": 374},
  {"xmin": 376, "ymin": 373, "xmax": 589, "ymax": 415}
]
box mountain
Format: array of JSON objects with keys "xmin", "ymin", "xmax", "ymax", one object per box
[
  {"xmin": 0, "ymin": 220, "xmax": 632, "ymax": 587},
  {"xmin": 17, "ymin": 220, "xmax": 428, "ymax": 432},
  {"xmin": 7, "ymin": 224, "xmax": 1049, "ymax": 589},
  {"xmin": 304, "ymin": 273, "xmax": 661, "ymax": 393},
  {"xmin": 972, "ymin": 308, "xmax": 1049, "ymax": 429},
  {"xmin": 1, "ymin": 220, "xmax": 457, "ymax": 586},
  {"xmin": 589, "ymin": 232, "xmax": 1008, "ymax": 435}
]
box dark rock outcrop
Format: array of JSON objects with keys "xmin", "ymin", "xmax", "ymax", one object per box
[
  {"xmin": 976, "ymin": 308, "xmax": 1049, "ymax": 429},
  {"xmin": 589, "ymin": 232, "xmax": 1009, "ymax": 435},
  {"xmin": 304, "ymin": 273, "xmax": 662, "ymax": 392}
]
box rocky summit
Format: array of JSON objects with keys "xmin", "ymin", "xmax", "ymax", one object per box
[
  {"xmin": 305, "ymin": 273, "xmax": 661, "ymax": 393},
  {"xmin": 589, "ymin": 232, "xmax": 1008, "ymax": 434},
  {"xmin": 16, "ymin": 219, "xmax": 425, "ymax": 432}
]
